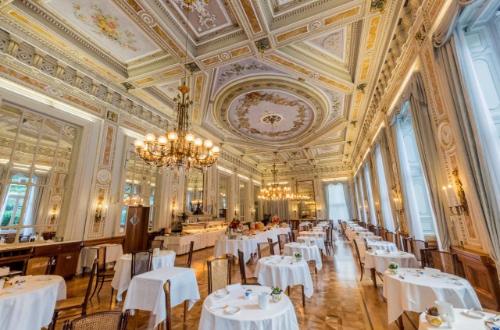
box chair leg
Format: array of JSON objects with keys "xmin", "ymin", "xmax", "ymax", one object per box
[
  {"xmin": 96, "ymin": 277, "xmax": 105, "ymax": 299},
  {"xmin": 183, "ymin": 300, "xmax": 188, "ymax": 323},
  {"xmin": 110, "ymin": 287, "xmax": 114, "ymax": 306},
  {"xmin": 301, "ymin": 285, "xmax": 305, "ymax": 308},
  {"xmin": 50, "ymin": 311, "xmax": 59, "ymax": 330},
  {"xmin": 359, "ymin": 268, "xmax": 364, "ymax": 282},
  {"xmin": 90, "ymin": 276, "xmax": 100, "ymax": 299}
]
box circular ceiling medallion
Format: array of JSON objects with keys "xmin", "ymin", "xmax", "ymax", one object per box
[{"xmin": 214, "ymin": 77, "xmax": 328, "ymax": 146}]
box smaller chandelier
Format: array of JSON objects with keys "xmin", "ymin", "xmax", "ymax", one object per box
[{"xmin": 123, "ymin": 194, "xmax": 143, "ymax": 207}]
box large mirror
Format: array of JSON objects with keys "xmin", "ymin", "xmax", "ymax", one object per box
[
  {"xmin": 0, "ymin": 106, "xmax": 79, "ymax": 243},
  {"xmin": 185, "ymin": 168, "xmax": 204, "ymax": 214},
  {"xmin": 218, "ymin": 173, "xmax": 230, "ymax": 220},
  {"xmin": 296, "ymin": 180, "xmax": 316, "ymax": 219},
  {"xmin": 239, "ymin": 180, "xmax": 248, "ymax": 222},
  {"xmin": 120, "ymin": 145, "xmax": 158, "ymax": 233}
]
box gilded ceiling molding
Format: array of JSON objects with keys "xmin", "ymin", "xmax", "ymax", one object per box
[
  {"xmin": 199, "ymin": 45, "xmax": 252, "ymax": 69},
  {"xmin": 239, "ymin": 0, "xmax": 263, "ymax": 34},
  {"xmin": 0, "ymin": 27, "xmax": 170, "ymax": 130}
]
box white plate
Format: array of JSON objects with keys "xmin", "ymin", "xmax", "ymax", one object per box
[
  {"xmin": 214, "ymin": 289, "xmax": 228, "ymax": 298},
  {"xmin": 223, "ymin": 306, "xmax": 240, "ymax": 315}
]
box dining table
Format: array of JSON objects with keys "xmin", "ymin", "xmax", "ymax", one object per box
[
  {"xmin": 418, "ymin": 308, "xmax": 499, "ymax": 330},
  {"xmin": 112, "ymin": 250, "xmax": 176, "ymax": 301},
  {"xmin": 283, "ymin": 242, "xmax": 322, "ymax": 271},
  {"xmin": 77, "ymin": 243, "xmax": 123, "ymax": 274},
  {"xmin": 123, "ymin": 267, "xmax": 200, "ymax": 328},
  {"xmin": 364, "ymin": 250, "xmax": 418, "ymax": 287},
  {"xmin": 366, "ymin": 239, "xmax": 398, "ymax": 252},
  {"xmin": 214, "ymin": 237, "xmax": 259, "ymax": 263},
  {"xmin": 296, "ymin": 236, "xmax": 326, "ymax": 253},
  {"xmin": 255, "ymin": 255, "xmax": 314, "ymax": 298},
  {"xmin": 383, "ymin": 268, "xmax": 482, "ymax": 326},
  {"xmin": 198, "ymin": 284, "xmax": 299, "ymax": 330},
  {"xmin": 0, "ymin": 275, "xmax": 66, "ymax": 330}
]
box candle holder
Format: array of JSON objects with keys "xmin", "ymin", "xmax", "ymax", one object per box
[{"xmin": 442, "ymin": 168, "xmax": 468, "ymax": 216}]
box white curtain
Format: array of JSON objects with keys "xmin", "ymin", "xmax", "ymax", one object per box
[
  {"xmin": 363, "ymin": 164, "xmax": 378, "ymax": 225},
  {"xmin": 354, "ymin": 176, "xmax": 363, "ymax": 221},
  {"xmin": 394, "ymin": 103, "xmax": 437, "ymax": 241},
  {"xmin": 326, "ymin": 183, "xmax": 350, "ymax": 221},
  {"xmin": 374, "ymin": 144, "xmax": 395, "ymax": 231}
]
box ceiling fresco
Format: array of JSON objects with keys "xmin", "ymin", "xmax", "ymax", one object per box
[{"xmin": 0, "ymin": 0, "xmax": 407, "ymax": 178}]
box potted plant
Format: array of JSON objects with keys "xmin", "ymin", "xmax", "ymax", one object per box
[
  {"xmin": 425, "ymin": 306, "xmax": 443, "ymax": 327},
  {"xmin": 270, "ymin": 287, "xmax": 283, "ymax": 302},
  {"xmin": 387, "ymin": 262, "xmax": 399, "ymax": 275},
  {"xmin": 294, "ymin": 252, "xmax": 302, "ymax": 262}
]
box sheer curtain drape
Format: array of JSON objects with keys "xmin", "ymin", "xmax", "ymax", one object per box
[
  {"xmin": 374, "ymin": 144, "xmax": 395, "ymax": 231},
  {"xmin": 363, "ymin": 164, "xmax": 377, "ymax": 225},
  {"xmin": 326, "ymin": 183, "xmax": 350, "ymax": 222}
]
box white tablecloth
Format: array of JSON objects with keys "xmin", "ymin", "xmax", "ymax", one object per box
[
  {"xmin": 112, "ymin": 250, "xmax": 176, "ymax": 301},
  {"xmin": 418, "ymin": 308, "xmax": 498, "ymax": 330},
  {"xmin": 284, "ymin": 243, "xmax": 322, "ymax": 271},
  {"xmin": 253, "ymin": 228, "xmax": 291, "ymax": 243},
  {"xmin": 214, "ymin": 238, "xmax": 258, "ymax": 263},
  {"xmin": 383, "ymin": 268, "xmax": 482, "ymax": 324},
  {"xmin": 77, "ymin": 243, "xmax": 123, "ymax": 273},
  {"xmin": 366, "ymin": 240, "xmax": 398, "ymax": 252},
  {"xmin": 199, "ymin": 284, "xmax": 298, "ymax": 330},
  {"xmin": 255, "ymin": 256, "xmax": 314, "ymax": 298},
  {"xmin": 156, "ymin": 229, "xmax": 226, "ymax": 254},
  {"xmin": 296, "ymin": 236, "xmax": 326, "ymax": 252},
  {"xmin": 298, "ymin": 231, "xmax": 326, "ymax": 239},
  {"xmin": 0, "ymin": 275, "xmax": 66, "ymax": 330},
  {"xmin": 364, "ymin": 251, "xmax": 418, "ymax": 273},
  {"xmin": 123, "ymin": 267, "xmax": 200, "ymax": 327}
]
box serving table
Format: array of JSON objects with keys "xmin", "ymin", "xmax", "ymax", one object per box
[
  {"xmin": 255, "ymin": 256, "xmax": 313, "ymax": 298},
  {"xmin": 199, "ymin": 284, "xmax": 299, "ymax": 330},
  {"xmin": 0, "ymin": 275, "xmax": 66, "ymax": 330},
  {"xmin": 112, "ymin": 250, "xmax": 176, "ymax": 301},
  {"xmin": 283, "ymin": 243, "xmax": 322, "ymax": 271},
  {"xmin": 383, "ymin": 268, "xmax": 482, "ymax": 325},
  {"xmin": 123, "ymin": 267, "xmax": 200, "ymax": 327},
  {"xmin": 155, "ymin": 228, "xmax": 226, "ymax": 255}
]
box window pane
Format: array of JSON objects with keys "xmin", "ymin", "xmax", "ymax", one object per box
[
  {"xmin": 363, "ymin": 164, "xmax": 378, "ymax": 226},
  {"xmin": 327, "ymin": 183, "xmax": 350, "ymax": 221},
  {"xmin": 374, "ymin": 145, "xmax": 395, "ymax": 231}
]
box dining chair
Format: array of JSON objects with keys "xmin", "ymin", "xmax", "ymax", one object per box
[
  {"xmin": 186, "ymin": 241, "xmax": 195, "ymax": 268},
  {"xmin": 257, "ymin": 242, "xmax": 269, "ymax": 259},
  {"xmin": 277, "ymin": 234, "xmax": 289, "ymax": 253},
  {"xmin": 62, "ymin": 311, "xmax": 128, "ymax": 330},
  {"xmin": 24, "ymin": 256, "xmax": 53, "ymax": 275},
  {"xmin": 131, "ymin": 250, "xmax": 152, "ymax": 277},
  {"xmin": 419, "ymin": 248, "xmax": 436, "ymax": 268},
  {"xmin": 352, "ymin": 239, "xmax": 365, "ymax": 281},
  {"xmin": 90, "ymin": 246, "xmax": 114, "ymax": 300},
  {"xmin": 237, "ymin": 249, "xmax": 258, "ymax": 285},
  {"xmin": 324, "ymin": 226, "xmax": 334, "ymax": 255},
  {"xmin": 150, "ymin": 239, "xmax": 164, "ymax": 250},
  {"xmin": 51, "ymin": 260, "xmax": 98, "ymax": 330},
  {"xmin": 430, "ymin": 250, "xmax": 458, "ymax": 274},
  {"xmin": 267, "ymin": 238, "xmax": 278, "ymax": 255},
  {"xmin": 411, "ymin": 239, "xmax": 429, "ymax": 262},
  {"xmin": 207, "ymin": 256, "xmax": 231, "ymax": 294},
  {"xmin": 385, "ymin": 231, "xmax": 395, "ymax": 244},
  {"xmin": 163, "ymin": 280, "xmax": 173, "ymax": 330},
  {"xmin": 288, "ymin": 231, "xmax": 294, "ymax": 243}
]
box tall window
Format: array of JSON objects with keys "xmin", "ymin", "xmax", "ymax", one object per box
[
  {"xmin": 357, "ymin": 175, "xmax": 368, "ymax": 222},
  {"xmin": 326, "ymin": 183, "xmax": 350, "ymax": 221},
  {"xmin": 457, "ymin": 10, "xmax": 500, "ymax": 197},
  {"xmin": 395, "ymin": 103, "xmax": 437, "ymax": 239},
  {"xmin": 363, "ymin": 164, "xmax": 377, "ymax": 225},
  {"xmin": 374, "ymin": 145, "xmax": 395, "ymax": 231},
  {"xmin": 354, "ymin": 176, "xmax": 363, "ymax": 221},
  {"xmin": 0, "ymin": 106, "xmax": 79, "ymax": 243}
]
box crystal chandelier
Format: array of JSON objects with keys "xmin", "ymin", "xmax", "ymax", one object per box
[
  {"xmin": 134, "ymin": 18, "xmax": 220, "ymax": 169},
  {"xmin": 258, "ymin": 155, "xmax": 309, "ymax": 201}
]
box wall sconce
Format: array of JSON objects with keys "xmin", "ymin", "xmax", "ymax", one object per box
[
  {"xmin": 49, "ymin": 205, "xmax": 58, "ymax": 223},
  {"xmin": 95, "ymin": 193, "xmax": 106, "ymax": 223},
  {"xmin": 442, "ymin": 168, "xmax": 468, "ymax": 216}
]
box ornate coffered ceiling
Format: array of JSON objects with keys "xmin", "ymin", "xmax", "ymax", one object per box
[{"xmin": 0, "ymin": 0, "xmax": 408, "ymax": 178}]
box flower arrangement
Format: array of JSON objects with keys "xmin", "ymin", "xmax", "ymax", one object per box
[
  {"xmin": 271, "ymin": 215, "xmax": 280, "ymax": 225},
  {"xmin": 388, "ymin": 262, "xmax": 399, "ymax": 274},
  {"xmin": 229, "ymin": 219, "xmax": 240, "ymax": 230},
  {"xmin": 270, "ymin": 287, "xmax": 283, "ymax": 302},
  {"xmin": 294, "ymin": 252, "xmax": 302, "ymax": 262}
]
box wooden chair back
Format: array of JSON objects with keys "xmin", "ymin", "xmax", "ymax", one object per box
[
  {"xmin": 385, "ymin": 231, "xmax": 395, "ymax": 243},
  {"xmin": 257, "ymin": 242, "xmax": 269, "ymax": 259},
  {"xmin": 96, "ymin": 246, "xmax": 107, "ymax": 274},
  {"xmin": 163, "ymin": 280, "xmax": 172, "ymax": 330},
  {"xmin": 150, "ymin": 239, "xmax": 163, "ymax": 250},
  {"xmin": 207, "ymin": 257, "xmax": 231, "ymax": 294},
  {"xmin": 62, "ymin": 311, "xmax": 127, "ymax": 330},
  {"xmin": 352, "ymin": 239, "xmax": 364, "ymax": 269},
  {"xmin": 186, "ymin": 241, "xmax": 195, "ymax": 268},
  {"xmin": 82, "ymin": 260, "xmax": 98, "ymax": 315},
  {"xmin": 24, "ymin": 256, "xmax": 53, "ymax": 275},
  {"xmin": 412, "ymin": 239, "xmax": 428, "ymax": 261},
  {"xmin": 430, "ymin": 250, "xmax": 456, "ymax": 274},
  {"xmin": 267, "ymin": 238, "xmax": 277, "ymax": 255},
  {"xmin": 237, "ymin": 250, "xmax": 248, "ymax": 284},
  {"xmin": 402, "ymin": 236, "xmax": 413, "ymax": 253},
  {"xmin": 277, "ymin": 234, "xmax": 289, "ymax": 253},
  {"xmin": 131, "ymin": 251, "xmax": 152, "ymax": 277}
]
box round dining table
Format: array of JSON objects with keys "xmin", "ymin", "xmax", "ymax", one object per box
[
  {"xmin": 364, "ymin": 250, "xmax": 419, "ymax": 287},
  {"xmin": 383, "ymin": 268, "xmax": 482, "ymax": 325},
  {"xmin": 112, "ymin": 250, "xmax": 176, "ymax": 301},
  {"xmin": 199, "ymin": 284, "xmax": 298, "ymax": 330},
  {"xmin": 0, "ymin": 275, "xmax": 66, "ymax": 330},
  {"xmin": 255, "ymin": 256, "xmax": 314, "ymax": 298},
  {"xmin": 296, "ymin": 236, "xmax": 326, "ymax": 253},
  {"xmin": 366, "ymin": 240, "xmax": 398, "ymax": 252},
  {"xmin": 283, "ymin": 242, "xmax": 322, "ymax": 271},
  {"xmin": 418, "ymin": 308, "xmax": 499, "ymax": 330}
]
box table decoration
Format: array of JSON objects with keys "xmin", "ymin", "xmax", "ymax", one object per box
[
  {"xmin": 294, "ymin": 252, "xmax": 302, "ymax": 262},
  {"xmin": 270, "ymin": 287, "xmax": 283, "ymax": 302},
  {"xmin": 387, "ymin": 262, "xmax": 399, "ymax": 275}
]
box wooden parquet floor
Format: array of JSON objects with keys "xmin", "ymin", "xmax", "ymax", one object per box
[{"xmin": 57, "ymin": 235, "xmax": 419, "ymax": 330}]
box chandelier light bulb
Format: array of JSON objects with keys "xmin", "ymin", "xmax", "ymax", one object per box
[
  {"xmin": 186, "ymin": 133, "xmax": 195, "ymax": 142},
  {"xmin": 167, "ymin": 131, "xmax": 178, "ymax": 141},
  {"xmin": 158, "ymin": 136, "xmax": 167, "ymax": 145},
  {"xmin": 145, "ymin": 133, "xmax": 155, "ymax": 142},
  {"xmin": 212, "ymin": 146, "xmax": 220, "ymax": 153},
  {"xmin": 203, "ymin": 140, "xmax": 213, "ymax": 148},
  {"xmin": 134, "ymin": 140, "xmax": 144, "ymax": 148},
  {"xmin": 194, "ymin": 138, "xmax": 203, "ymax": 146}
]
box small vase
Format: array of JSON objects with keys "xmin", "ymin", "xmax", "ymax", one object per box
[
  {"xmin": 271, "ymin": 293, "xmax": 282, "ymax": 302},
  {"xmin": 389, "ymin": 268, "xmax": 398, "ymax": 275}
]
